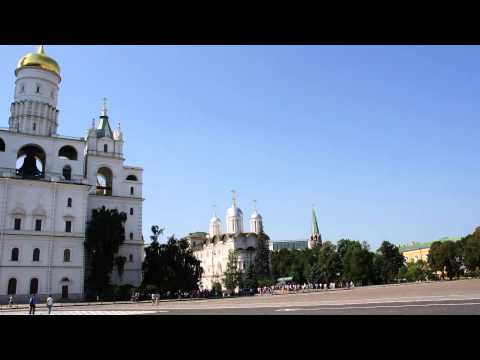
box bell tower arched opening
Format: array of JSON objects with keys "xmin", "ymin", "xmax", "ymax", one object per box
[
  {"xmin": 16, "ymin": 144, "xmax": 46, "ymax": 179},
  {"xmin": 96, "ymin": 167, "xmax": 113, "ymax": 196}
]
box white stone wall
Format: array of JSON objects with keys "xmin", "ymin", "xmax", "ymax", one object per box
[
  {"xmin": 191, "ymin": 233, "xmax": 260, "ymax": 290},
  {"xmin": 0, "ymin": 48, "xmax": 145, "ymax": 303}
]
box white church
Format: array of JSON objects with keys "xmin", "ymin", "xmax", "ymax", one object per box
[
  {"xmin": 186, "ymin": 192, "xmax": 270, "ymax": 290},
  {"xmin": 0, "ymin": 46, "xmax": 144, "ymax": 303}
]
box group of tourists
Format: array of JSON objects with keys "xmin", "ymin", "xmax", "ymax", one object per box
[
  {"xmin": 254, "ymin": 281, "xmax": 356, "ymax": 295},
  {"xmin": 5, "ymin": 294, "xmax": 55, "ymax": 315}
]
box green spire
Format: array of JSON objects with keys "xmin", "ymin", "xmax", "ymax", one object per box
[
  {"xmin": 96, "ymin": 98, "xmax": 113, "ymax": 138},
  {"xmin": 311, "ymin": 208, "xmax": 320, "ymax": 236}
]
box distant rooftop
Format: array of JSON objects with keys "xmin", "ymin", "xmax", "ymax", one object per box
[
  {"xmin": 272, "ymin": 240, "xmax": 308, "ymax": 251},
  {"xmin": 399, "ymin": 236, "xmax": 461, "ymax": 252}
]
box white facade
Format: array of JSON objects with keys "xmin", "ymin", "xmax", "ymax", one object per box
[
  {"xmin": 0, "ymin": 46, "xmax": 144, "ymax": 303},
  {"xmin": 187, "ymin": 194, "xmax": 269, "ymax": 290}
]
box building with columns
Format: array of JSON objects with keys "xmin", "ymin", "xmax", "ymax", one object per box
[
  {"xmin": 0, "ymin": 46, "xmax": 144, "ymax": 303},
  {"xmin": 186, "ymin": 192, "xmax": 270, "ymax": 290}
]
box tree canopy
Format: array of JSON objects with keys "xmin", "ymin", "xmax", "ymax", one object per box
[
  {"xmin": 85, "ymin": 206, "xmax": 127, "ymax": 299},
  {"xmin": 142, "ymin": 227, "xmax": 203, "ymax": 295}
]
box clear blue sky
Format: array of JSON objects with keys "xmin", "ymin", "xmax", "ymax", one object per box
[{"xmin": 0, "ymin": 45, "xmax": 478, "ymax": 249}]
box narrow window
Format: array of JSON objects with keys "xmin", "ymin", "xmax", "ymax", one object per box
[
  {"xmin": 33, "ymin": 248, "xmax": 40, "ymax": 262},
  {"xmin": 20, "ymin": 84, "xmax": 25, "ymax": 93},
  {"xmin": 130, "ymin": 187, "xmax": 134, "ymax": 195},
  {"xmin": 0, "ymin": 138, "xmax": 5, "ymax": 152},
  {"xmin": 11, "ymin": 248, "xmax": 19, "ymax": 261},
  {"xmin": 129, "ymin": 232, "xmax": 133, "ymax": 240},
  {"xmin": 64, "ymin": 249, "xmax": 71, "ymax": 262},
  {"xmin": 130, "ymin": 208, "xmax": 134, "ymax": 215},
  {"xmin": 36, "ymin": 85, "xmax": 40, "ymax": 94},
  {"xmin": 67, "ymin": 198, "xmax": 72, "ymax": 208},
  {"xmin": 35, "ymin": 219, "xmax": 42, "ymax": 231},
  {"xmin": 65, "ymin": 221, "xmax": 72, "ymax": 233},
  {"xmin": 129, "ymin": 254, "xmax": 133, "ymax": 263},
  {"xmin": 14, "ymin": 218, "xmax": 21, "ymax": 230},
  {"xmin": 104, "ymin": 144, "xmax": 108, "ymax": 153},
  {"xmin": 33, "ymin": 123, "xmax": 36, "ymax": 131},
  {"xmin": 7, "ymin": 278, "xmax": 17, "ymax": 295}
]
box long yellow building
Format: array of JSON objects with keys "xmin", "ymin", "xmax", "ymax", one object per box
[{"xmin": 399, "ymin": 237, "xmax": 461, "ymax": 263}]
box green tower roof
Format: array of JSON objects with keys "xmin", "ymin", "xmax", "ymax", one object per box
[{"xmin": 311, "ymin": 208, "xmax": 320, "ymax": 236}]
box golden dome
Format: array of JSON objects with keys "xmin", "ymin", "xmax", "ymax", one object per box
[{"xmin": 16, "ymin": 45, "xmax": 61, "ymax": 77}]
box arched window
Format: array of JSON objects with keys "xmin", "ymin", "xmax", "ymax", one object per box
[
  {"xmin": 7, "ymin": 278, "xmax": 17, "ymax": 295},
  {"xmin": 33, "ymin": 248, "xmax": 40, "ymax": 262},
  {"xmin": 0, "ymin": 138, "xmax": 5, "ymax": 152},
  {"xmin": 16, "ymin": 144, "xmax": 46, "ymax": 179},
  {"xmin": 58, "ymin": 145, "xmax": 78, "ymax": 161},
  {"xmin": 63, "ymin": 165, "xmax": 72, "ymax": 181},
  {"xmin": 11, "ymin": 248, "xmax": 19, "ymax": 261},
  {"xmin": 96, "ymin": 167, "xmax": 113, "ymax": 196},
  {"xmin": 129, "ymin": 254, "xmax": 133, "ymax": 263},
  {"xmin": 130, "ymin": 186, "xmax": 134, "ymax": 195},
  {"xmin": 126, "ymin": 175, "xmax": 137, "ymax": 181},
  {"xmin": 67, "ymin": 198, "xmax": 72, "ymax": 208},
  {"xmin": 64, "ymin": 249, "xmax": 71, "ymax": 262},
  {"xmin": 30, "ymin": 278, "xmax": 38, "ymax": 295},
  {"xmin": 104, "ymin": 144, "xmax": 108, "ymax": 153}
]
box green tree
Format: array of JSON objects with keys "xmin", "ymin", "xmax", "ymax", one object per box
[
  {"xmin": 343, "ymin": 241, "xmax": 374, "ymax": 286},
  {"xmin": 462, "ymin": 227, "xmax": 480, "ymax": 274},
  {"xmin": 142, "ymin": 227, "xmax": 203, "ymax": 294},
  {"xmin": 376, "ymin": 241, "xmax": 404, "ymax": 284},
  {"xmin": 271, "ymin": 248, "xmax": 296, "ymax": 280},
  {"xmin": 400, "ymin": 260, "xmax": 430, "ymax": 282},
  {"xmin": 223, "ymin": 250, "xmax": 241, "ymax": 295},
  {"xmin": 254, "ymin": 233, "xmax": 272, "ymax": 282},
  {"xmin": 428, "ymin": 240, "xmax": 462, "ymax": 280},
  {"xmin": 317, "ymin": 242, "xmax": 340, "ymax": 286},
  {"xmin": 290, "ymin": 249, "xmax": 312, "ymax": 284},
  {"xmin": 308, "ymin": 262, "xmax": 322, "ymax": 284},
  {"xmin": 211, "ymin": 281, "xmax": 223, "ymax": 296},
  {"xmin": 243, "ymin": 263, "xmax": 258, "ymax": 290},
  {"xmin": 85, "ymin": 206, "xmax": 127, "ymax": 299}
]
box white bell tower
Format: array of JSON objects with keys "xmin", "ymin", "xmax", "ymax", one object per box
[{"xmin": 9, "ymin": 45, "xmax": 61, "ymax": 136}]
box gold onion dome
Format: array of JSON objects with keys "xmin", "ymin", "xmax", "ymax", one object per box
[{"xmin": 16, "ymin": 45, "xmax": 61, "ymax": 77}]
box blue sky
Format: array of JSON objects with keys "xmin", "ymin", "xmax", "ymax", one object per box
[{"xmin": 0, "ymin": 45, "xmax": 478, "ymax": 249}]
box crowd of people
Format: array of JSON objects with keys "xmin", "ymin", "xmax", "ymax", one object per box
[
  {"xmin": 137, "ymin": 281, "xmax": 356, "ymax": 302},
  {"xmin": 256, "ymin": 281, "xmax": 356, "ymax": 295}
]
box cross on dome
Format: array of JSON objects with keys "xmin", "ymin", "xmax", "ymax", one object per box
[{"xmin": 101, "ymin": 97, "xmax": 108, "ymax": 117}]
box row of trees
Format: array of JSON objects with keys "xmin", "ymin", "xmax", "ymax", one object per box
[
  {"xmin": 428, "ymin": 227, "xmax": 480, "ymax": 279},
  {"xmin": 272, "ymin": 240, "xmax": 405, "ymax": 286},
  {"xmin": 84, "ymin": 205, "xmax": 480, "ymax": 300}
]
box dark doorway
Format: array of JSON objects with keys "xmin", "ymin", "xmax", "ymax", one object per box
[
  {"xmin": 62, "ymin": 285, "xmax": 69, "ymax": 299},
  {"xmin": 30, "ymin": 278, "xmax": 38, "ymax": 295}
]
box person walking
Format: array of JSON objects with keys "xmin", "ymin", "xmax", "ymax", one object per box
[
  {"xmin": 46, "ymin": 295, "xmax": 54, "ymax": 315},
  {"xmin": 29, "ymin": 294, "xmax": 36, "ymax": 315},
  {"xmin": 8, "ymin": 295, "xmax": 13, "ymax": 308}
]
